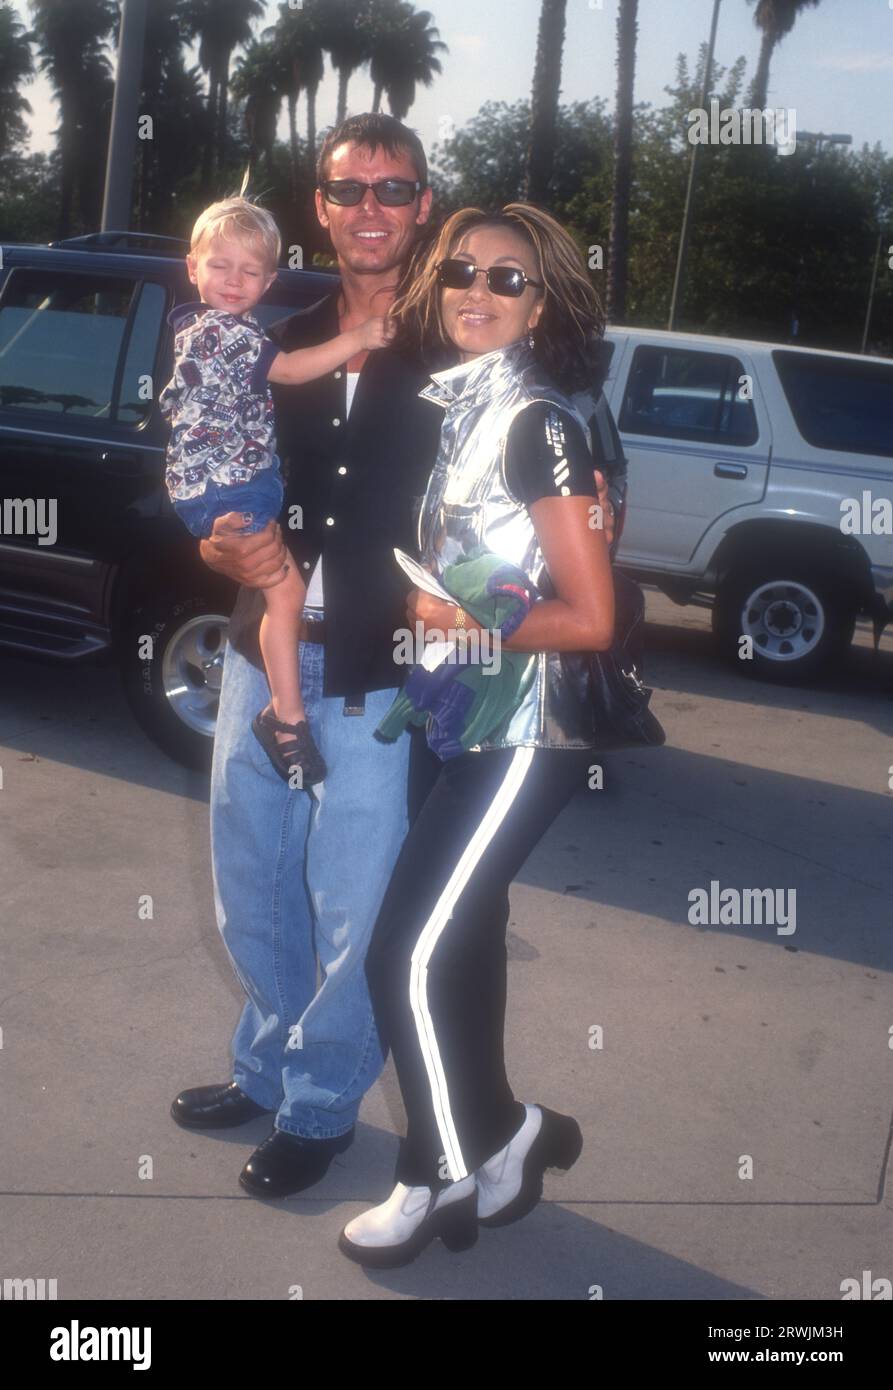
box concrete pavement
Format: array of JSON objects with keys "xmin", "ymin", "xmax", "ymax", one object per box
[{"xmin": 1, "ymin": 592, "xmax": 891, "ymax": 1300}]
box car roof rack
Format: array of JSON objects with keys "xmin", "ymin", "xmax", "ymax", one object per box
[{"xmin": 47, "ymin": 231, "xmax": 190, "ymax": 257}]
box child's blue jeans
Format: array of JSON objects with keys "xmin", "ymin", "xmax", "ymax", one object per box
[{"xmin": 173, "ymin": 463, "xmax": 285, "ymax": 539}]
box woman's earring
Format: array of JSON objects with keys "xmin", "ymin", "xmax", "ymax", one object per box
[{"xmin": 528, "ymin": 331, "xmax": 535, "ymax": 348}]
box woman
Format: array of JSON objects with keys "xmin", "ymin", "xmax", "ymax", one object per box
[{"xmin": 339, "ymin": 204, "xmax": 616, "ymax": 1268}]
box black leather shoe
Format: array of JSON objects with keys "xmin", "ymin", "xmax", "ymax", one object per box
[
  {"xmin": 239, "ymin": 1126, "xmax": 355, "ymax": 1198},
  {"xmin": 170, "ymin": 1082, "xmax": 273, "ymax": 1130}
]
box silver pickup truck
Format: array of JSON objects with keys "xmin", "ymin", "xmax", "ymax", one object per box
[{"xmin": 604, "ymin": 327, "xmax": 893, "ymax": 680}]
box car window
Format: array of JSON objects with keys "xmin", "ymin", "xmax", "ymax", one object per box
[
  {"xmin": 773, "ymin": 350, "xmax": 893, "ymax": 458},
  {"xmin": 118, "ymin": 282, "xmax": 168, "ymax": 425},
  {"xmin": 0, "ymin": 269, "xmax": 146, "ymax": 422},
  {"xmin": 619, "ymin": 345, "xmax": 758, "ymax": 445}
]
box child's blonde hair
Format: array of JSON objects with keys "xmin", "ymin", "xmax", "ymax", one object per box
[{"xmin": 190, "ymin": 196, "xmax": 281, "ymax": 269}]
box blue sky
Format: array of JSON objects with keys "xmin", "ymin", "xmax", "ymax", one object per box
[{"xmin": 14, "ymin": 0, "xmax": 893, "ymax": 160}]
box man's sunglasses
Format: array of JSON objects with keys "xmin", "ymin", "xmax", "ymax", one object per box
[
  {"xmin": 436, "ymin": 259, "xmax": 544, "ymax": 298},
  {"xmin": 320, "ymin": 178, "xmax": 422, "ymax": 207}
]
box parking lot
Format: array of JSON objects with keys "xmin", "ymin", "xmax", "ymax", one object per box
[{"xmin": 1, "ymin": 590, "xmax": 891, "ymax": 1300}]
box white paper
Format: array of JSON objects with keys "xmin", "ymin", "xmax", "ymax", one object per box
[
  {"xmin": 393, "ymin": 547, "xmax": 452, "ymax": 601},
  {"xmin": 420, "ymin": 638, "xmax": 457, "ymax": 671}
]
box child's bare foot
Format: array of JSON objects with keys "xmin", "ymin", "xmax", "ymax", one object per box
[{"xmin": 251, "ymin": 705, "xmax": 326, "ymax": 786}]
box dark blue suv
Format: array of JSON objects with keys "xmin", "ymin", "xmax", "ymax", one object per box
[{"xmin": 0, "ymin": 232, "xmax": 337, "ymax": 769}]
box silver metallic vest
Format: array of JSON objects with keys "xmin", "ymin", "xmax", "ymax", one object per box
[{"xmin": 417, "ymin": 335, "xmax": 599, "ymax": 750}]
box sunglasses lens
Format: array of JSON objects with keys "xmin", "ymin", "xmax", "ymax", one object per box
[
  {"xmin": 323, "ymin": 181, "xmax": 363, "ymax": 205},
  {"xmin": 490, "ymin": 268, "xmax": 525, "ymax": 297},
  {"xmin": 376, "ymin": 180, "xmax": 416, "ymax": 205},
  {"xmin": 438, "ymin": 260, "xmax": 475, "ymax": 289}
]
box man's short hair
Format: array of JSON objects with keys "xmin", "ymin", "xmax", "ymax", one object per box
[{"xmin": 316, "ymin": 113, "xmax": 428, "ymax": 190}]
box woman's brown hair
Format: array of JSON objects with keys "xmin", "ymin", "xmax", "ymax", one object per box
[{"xmin": 390, "ymin": 203, "xmax": 607, "ymax": 394}]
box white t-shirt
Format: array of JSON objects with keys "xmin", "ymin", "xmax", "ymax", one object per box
[{"xmin": 304, "ymin": 370, "xmax": 360, "ymax": 610}]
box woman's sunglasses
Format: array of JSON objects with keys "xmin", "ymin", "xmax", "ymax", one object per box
[
  {"xmin": 320, "ymin": 178, "xmax": 422, "ymax": 206},
  {"xmin": 436, "ymin": 259, "xmax": 544, "ymax": 298}
]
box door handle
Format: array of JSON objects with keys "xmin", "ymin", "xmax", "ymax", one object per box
[
  {"xmin": 714, "ymin": 462, "xmax": 748, "ymax": 479},
  {"xmin": 98, "ymin": 450, "xmax": 143, "ymax": 477}
]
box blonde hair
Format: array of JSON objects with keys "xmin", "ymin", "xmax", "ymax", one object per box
[
  {"xmin": 190, "ymin": 196, "xmax": 281, "ymax": 269},
  {"xmin": 391, "ymin": 203, "xmax": 605, "ymax": 392}
]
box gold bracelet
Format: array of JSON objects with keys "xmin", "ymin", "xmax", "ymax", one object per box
[{"xmin": 454, "ymin": 605, "xmax": 468, "ymax": 637}]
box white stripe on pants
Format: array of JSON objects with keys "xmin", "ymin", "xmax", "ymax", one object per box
[{"xmin": 407, "ymin": 745, "xmax": 536, "ymax": 1181}]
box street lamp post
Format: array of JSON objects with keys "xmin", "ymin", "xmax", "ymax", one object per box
[
  {"xmin": 100, "ymin": 0, "xmax": 149, "ymax": 233},
  {"xmin": 861, "ymin": 217, "xmax": 889, "ymax": 356},
  {"xmin": 667, "ymin": 0, "xmax": 723, "ymax": 332}
]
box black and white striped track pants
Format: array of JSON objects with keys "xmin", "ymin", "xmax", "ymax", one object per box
[{"xmin": 365, "ymin": 730, "xmax": 592, "ymax": 1188}]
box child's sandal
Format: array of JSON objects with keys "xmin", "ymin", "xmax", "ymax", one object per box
[{"xmin": 251, "ymin": 706, "xmax": 327, "ymax": 786}]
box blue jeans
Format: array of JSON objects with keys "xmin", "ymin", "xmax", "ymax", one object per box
[
  {"xmin": 209, "ymin": 632, "xmax": 410, "ymax": 1138},
  {"xmin": 173, "ymin": 465, "xmax": 285, "ymax": 539}
]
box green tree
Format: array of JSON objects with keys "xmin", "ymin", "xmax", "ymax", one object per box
[
  {"xmin": 434, "ymin": 97, "xmax": 612, "ymax": 224},
  {"xmin": 0, "ymin": 2, "xmax": 35, "ymax": 162},
  {"xmin": 432, "ymin": 59, "xmax": 892, "ymax": 356}
]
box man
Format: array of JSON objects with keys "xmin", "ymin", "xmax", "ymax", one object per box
[{"xmin": 170, "ymin": 113, "xmax": 619, "ymax": 1199}]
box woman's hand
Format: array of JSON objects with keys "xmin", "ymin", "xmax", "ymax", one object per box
[{"xmin": 406, "ymin": 588, "xmax": 476, "ymax": 637}]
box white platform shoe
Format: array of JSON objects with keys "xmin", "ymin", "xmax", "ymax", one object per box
[
  {"xmin": 476, "ymin": 1103, "xmax": 583, "ymax": 1228},
  {"xmin": 338, "ymin": 1174, "xmax": 477, "ymax": 1268}
]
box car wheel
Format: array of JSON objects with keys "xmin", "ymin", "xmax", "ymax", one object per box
[
  {"xmin": 712, "ymin": 566, "xmax": 856, "ymax": 682},
  {"xmin": 120, "ymin": 593, "xmax": 230, "ymax": 770}
]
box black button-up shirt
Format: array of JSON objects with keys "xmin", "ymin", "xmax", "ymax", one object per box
[{"xmin": 226, "ymin": 290, "xmax": 445, "ymax": 696}]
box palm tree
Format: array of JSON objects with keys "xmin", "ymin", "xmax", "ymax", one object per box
[
  {"xmin": 267, "ymin": 1, "xmax": 325, "ymax": 187},
  {"xmin": 0, "ymin": 2, "xmax": 35, "ymax": 161},
  {"xmin": 149, "ymin": 56, "xmax": 208, "ymax": 230},
  {"xmin": 746, "ymin": 0, "xmax": 823, "ymax": 110},
  {"xmin": 137, "ymin": 0, "xmax": 190, "ymax": 229},
  {"xmin": 523, "ymin": 0, "xmax": 567, "ymax": 203},
  {"xmin": 232, "ymin": 37, "xmax": 285, "ymax": 174},
  {"xmin": 367, "ymin": 4, "xmax": 446, "ymax": 122},
  {"xmin": 183, "ymin": 0, "xmax": 266, "ymax": 186},
  {"xmin": 313, "ymin": 0, "xmax": 374, "ymax": 126},
  {"xmin": 365, "ymin": 0, "xmax": 407, "ymax": 112},
  {"xmin": 28, "ymin": 0, "xmax": 118, "ymax": 236},
  {"xmin": 607, "ymin": 0, "xmax": 639, "ymax": 322}
]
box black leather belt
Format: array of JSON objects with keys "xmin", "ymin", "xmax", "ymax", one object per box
[
  {"xmin": 299, "ymin": 617, "xmax": 327, "ymax": 644},
  {"xmin": 298, "ymin": 616, "xmax": 365, "ymax": 714}
]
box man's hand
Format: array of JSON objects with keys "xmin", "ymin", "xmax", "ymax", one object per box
[
  {"xmin": 199, "ymin": 512, "xmax": 292, "ymax": 589},
  {"xmin": 594, "ymin": 469, "xmax": 616, "ymax": 547}
]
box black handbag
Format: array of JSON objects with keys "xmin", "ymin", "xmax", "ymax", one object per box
[
  {"xmin": 557, "ymin": 568, "xmax": 666, "ymax": 751},
  {"xmin": 585, "ymin": 568, "xmax": 666, "ymax": 749}
]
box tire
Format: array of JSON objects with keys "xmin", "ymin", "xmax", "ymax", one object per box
[
  {"xmin": 120, "ymin": 592, "xmax": 230, "ymax": 771},
  {"xmin": 712, "ymin": 564, "xmax": 856, "ymax": 683}
]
